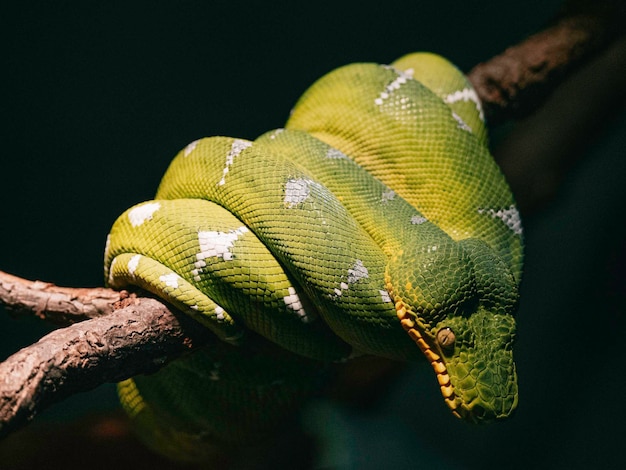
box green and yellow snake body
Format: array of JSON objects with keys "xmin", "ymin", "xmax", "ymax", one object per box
[{"xmin": 104, "ymin": 53, "xmax": 523, "ymax": 461}]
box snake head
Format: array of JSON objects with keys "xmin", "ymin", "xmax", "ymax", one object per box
[
  {"xmin": 397, "ymin": 306, "xmax": 518, "ymax": 422},
  {"xmin": 388, "ymin": 238, "xmax": 519, "ymax": 423},
  {"xmin": 432, "ymin": 312, "xmax": 517, "ymax": 422}
]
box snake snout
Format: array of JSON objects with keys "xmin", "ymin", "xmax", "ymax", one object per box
[{"xmin": 433, "ymin": 310, "xmax": 518, "ymax": 423}]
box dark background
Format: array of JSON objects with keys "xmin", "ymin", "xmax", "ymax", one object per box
[{"xmin": 1, "ymin": 1, "xmax": 625, "ymax": 469}]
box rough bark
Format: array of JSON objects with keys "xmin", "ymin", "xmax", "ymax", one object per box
[
  {"xmin": 468, "ymin": 0, "xmax": 626, "ymax": 124},
  {"xmin": 0, "ymin": 270, "xmax": 121, "ymax": 325},
  {"xmin": 0, "ymin": 296, "xmax": 210, "ymax": 438}
]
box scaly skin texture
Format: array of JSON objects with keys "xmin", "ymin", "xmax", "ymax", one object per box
[{"xmin": 104, "ymin": 53, "xmax": 523, "ymax": 462}]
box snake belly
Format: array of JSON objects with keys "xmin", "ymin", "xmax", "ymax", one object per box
[{"xmin": 104, "ymin": 52, "xmax": 523, "ymax": 462}]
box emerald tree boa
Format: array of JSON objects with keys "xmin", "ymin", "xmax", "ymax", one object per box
[{"xmin": 104, "ymin": 52, "xmax": 523, "ymax": 462}]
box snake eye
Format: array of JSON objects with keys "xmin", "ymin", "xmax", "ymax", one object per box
[{"xmin": 436, "ymin": 327, "xmax": 456, "ymax": 350}]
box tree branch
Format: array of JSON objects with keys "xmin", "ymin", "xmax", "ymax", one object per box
[
  {"xmin": 0, "ymin": 295, "xmax": 211, "ymax": 438},
  {"xmin": 0, "ymin": 270, "xmax": 121, "ymax": 325},
  {"xmin": 469, "ymin": 0, "xmax": 626, "ymax": 124}
]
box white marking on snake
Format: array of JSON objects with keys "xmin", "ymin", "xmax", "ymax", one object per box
[
  {"xmin": 478, "ymin": 205, "xmax": 523, "ymax": 235},
  {"xmin": 269, "ymin": 128, "xmax": 284, "ymax": 140},
  {"xmin": 194, "ymin": 227, "xmax": 249, "ymax": 281},
  {"xmin": 347, "ymin": 259, "xmax": 369, "ymax": 283},
  {"xmin": 159, "ymin": 273, "xmax": 180, "ymax": 289},
  {"xmin": 284, "ymin": 178, "xmax": 313, "ymax": 208},
  {"xmin": 375, "ymin": 68, "xmax": 414, "ymax": 106},
  {"xmin": 411, "ymin": 215, "xmax": 427, "ymax": 225},
  {"xmin": 128, "ymin": 202, "xmax": 161, "ymax": 227},
  {"xmin": 127, "ymin": 254, "xmax": 141, "ymax": 277},
  {"xmin": 444, "ymin": 87, "xmax": 484, "ymax": 121},
  {"xmin": 333, "ymin": 260, "xmax": 369, "ymax": 299},
  {"xmin": 326, "ymin": 148, "xmax": 348, "ymax": 159},
  {"xmin": 382, "ymin": 189, "xmax": 396, "ymax": 202},
  {"xmin": 283, "ymin": 287, "xmax": 313, "ymax": 323},
  {"xmin": 452, "ymin": 112, "xmax": 473, "ymax": 133},
  {"xmin": 184, "ymin": 139, "xmax": 200, "ymax": 157},
  {"xmin": 218, "ymin": 139, "xmax": 252, "ymax": 186},
  {"xmin": 380, "ymin": 290, "xmax": 392, "ymax": 303},
  {"xmin": 214, "ymin": 306, "xmax": 226, "ymax": 321}
]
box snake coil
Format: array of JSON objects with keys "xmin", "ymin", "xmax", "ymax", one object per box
[{"xmin": 105, "ymin": 53, "xmax": 523, "ymax": 462}]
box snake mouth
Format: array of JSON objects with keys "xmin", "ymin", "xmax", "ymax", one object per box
[
  {"xmin": 396, "ymin": 302, "xmax": 517, "ymax": 423},
  {"xmin": 394, "ymin": 301, "xmax": 462, "ymax": 419}
]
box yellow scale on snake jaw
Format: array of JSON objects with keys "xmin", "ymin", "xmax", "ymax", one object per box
[{"xmin": 105, "ymin": 52, "xmax": 523, "ymax": 461}]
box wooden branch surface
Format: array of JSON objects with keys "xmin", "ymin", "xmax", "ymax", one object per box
[
  {"xmin": 0, "ymin": 296, "xmax": 211, "ymax": 438},
  {"xmin": 468, "ymin": 0, "xmax": 626, "ymax": 124},
  {"xmin": 1, "ymin": 0, "xmax": 625, "ymax": 441},
  {"xmin": 0, "ymin": 270, "xmax": 120, "ymax": 325}
]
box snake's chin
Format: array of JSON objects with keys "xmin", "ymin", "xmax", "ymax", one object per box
[
  {"xmin": 445, "ymin": 361, "xmax": 519, "ymax": 423},
  {"xmin": 451, "ymin": 394, "xmax": 519, "ymax": 424},
  {"xmin": 393, "ymin": 300, "xmax": 518, "ymax": 423}
]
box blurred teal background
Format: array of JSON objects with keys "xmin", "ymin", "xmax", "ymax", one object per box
[{"xmin": 1, "ymin": 1, "xmax": 624, "ymax": 468}]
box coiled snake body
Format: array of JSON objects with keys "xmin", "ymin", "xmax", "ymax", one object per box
[{"xmin": 105, "ymin": 53, "xmax": 523, "ymax": 462}]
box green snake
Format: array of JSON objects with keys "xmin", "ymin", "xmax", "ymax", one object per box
[{"xmin": 104, "ymin": 52, "xmax": 523, "ymax": 462}]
